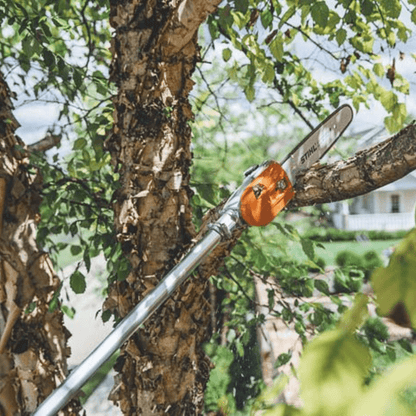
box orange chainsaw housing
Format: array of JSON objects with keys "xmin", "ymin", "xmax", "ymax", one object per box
[{"xmin": 240, "ymin": 162, "xmax": 295, "ymax": 226}]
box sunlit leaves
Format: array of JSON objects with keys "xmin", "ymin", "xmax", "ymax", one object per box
[
  {"xmin": 379, "ymin": 0, "xmax": 402, "ymax": 19},
  {"xmin": 222, "ymin": 47, "xmax": 232, "ymax": 62},
  {"xmin": 349, "ymin": 356, "xmax": 416, "ymax": 416},
  {"xmin": 335, "ymin": 28, "xmax": 347, "ymax": 46},
  {"xmin": 299, "ymin": 295, "xmax": 371, "ymax": 415},
  {"xmin": 311, "ymin": 2, "xmax": 329, "ymax": 27},
  {"xmin": 269, "ymin": 35, "xmax": 284, "ymax": 62},
  {"xmin": 372, "ymin": 229, "xmax": 416, "ymax": 329}
]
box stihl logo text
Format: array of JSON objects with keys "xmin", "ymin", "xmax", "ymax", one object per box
[{"xmin": 300, "ymin": 143, "xmax": 319, "ymax": 164}]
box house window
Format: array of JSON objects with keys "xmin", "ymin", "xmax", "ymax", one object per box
[{"xmin": 391, "ymin": 194, "xmax": 400, "ymax": 213}]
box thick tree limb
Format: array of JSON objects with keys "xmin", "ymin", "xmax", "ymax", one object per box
[
  {"xmin": 163, "ymin": 0, "xmax": 222, "ymax": 54},
  {"xmin": 196, "ymin": 123, "xmax": 416, "ymax": 274},
  {"xmin": 27, "ymin": 134, "xmax": 61, "ymax": 153},
  {"xmin": 288, "ymin": 123, "xmax": 416, "ymax": 208}
]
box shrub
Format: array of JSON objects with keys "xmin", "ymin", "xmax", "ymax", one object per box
[
  {"xmin": 362, "ymin": 250, "xmax": 384, "ymax": 280},
  {"xmin": 308, "ymin": 256, "xmax": 326, "ymax": 272},
  {"xmin": 363, "ymin": 317, "xmax": 389, "ymax": 343},
  {"xmin": 333, "ymin": 268, "xmax": 364, "ymax": 293},
  {"xmin": 335, "ymin": 250, "xmax": 364, "ymax": 268}
]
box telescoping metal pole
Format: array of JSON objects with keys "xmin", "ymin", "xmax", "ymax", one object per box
[{"xmin": 32, "ymin": 161, "xmax": 271, "ymax": 416}]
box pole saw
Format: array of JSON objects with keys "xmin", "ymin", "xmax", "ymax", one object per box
[{"xmin": 32, "ymin": 104, "xmax": 353, "ymax": 415}]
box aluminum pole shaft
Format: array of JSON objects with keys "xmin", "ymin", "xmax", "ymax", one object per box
[
  {"xmin": 32, "ymin": 216, "xmax": 230, "ymax": 416},
  {"xmin": 32, "ymin": 161, "xmax": 270, "ymax": 416}
]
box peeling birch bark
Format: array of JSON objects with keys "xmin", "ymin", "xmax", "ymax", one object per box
[
  {"xmin": 104, "ymin": 1, "xmax": 221, "ymax": 415},
  {"xmin": 0, "ymin": 73, "xmax": 81, "ymax": 415}
]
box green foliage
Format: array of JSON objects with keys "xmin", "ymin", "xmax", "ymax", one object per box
[
  {"xmin": 208, "ymin": 0, "xmax": 415, "ymax": 132},
  {"xmin": 335, "ymin": 250, "xmax": 364, "ymax": 268},
  {"xmin": 307, "ymin": 256, "xmax": 326, "ymax": 273},
  {"xmin": 204, "ymin": 344, "xmax": 235, "ymax": 413},
  {"xmin": 372, "ymin": 229, "xmax": 416, "ymax": 328},
  {"xmin": 257, "ymin": 294, "xmax": 416, "ymax": 415},
  {"xmin": 362, "ymin": 250, "xmax": 384, "ymax": 279},
  {"xmin": 3, "ymin": 0, "xmax": 416, "ymax": 413},
  {"xmin": 362, "ymin": 317, "xmax": 390, "ymax": 352},
  {"xmin": 333, "ymin": 268, "xmax": 364, "ymax": 293}
]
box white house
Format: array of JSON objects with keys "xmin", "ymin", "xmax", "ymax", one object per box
[{"xmin": 330, "ymin": 127, "xmax": 416, "ymax": 231}]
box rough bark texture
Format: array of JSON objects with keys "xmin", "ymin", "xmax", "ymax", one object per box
[
  {"xmin": 104, "ymin": 1, "xmax": 221, "ymax": 415},
  {"xmin": 0, "ymin": 73, "xmax": 81, "ymax": 415},
  {"xmin": 288, "ymin": 123, "xmax": 416, "ymax": 208}
]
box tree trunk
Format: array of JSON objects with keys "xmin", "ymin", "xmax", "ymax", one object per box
[
  {"xmin": 103, "ymin": 1, "xmax": 416, "ymax": 414},
  {"xmin": 104, "ymin": 1, "xmax": 221, "ymax": 415},
  {"xmin": 0, "ymin": 73, "xmax": 81, "ymax": 415}
]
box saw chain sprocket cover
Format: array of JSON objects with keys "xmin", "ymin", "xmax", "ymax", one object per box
[{"xmin": 240, "ymin": 162, "xmax": 295, "ymax": 226}]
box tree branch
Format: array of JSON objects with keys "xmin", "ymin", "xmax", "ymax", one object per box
[
  {"xmin": 163, "ymin": 0, "xmax": 223, "ymax": 54},
  {"xmin": 27, "ymin": 134, "xmax": 61, "ymax": 153},
  {"xmin": 195, "ymin": 123, "xmax": 416, "ymax": 279},
  {"xmin": 288, "ymin": 123, "xmax": 416, "ymax": 208}
]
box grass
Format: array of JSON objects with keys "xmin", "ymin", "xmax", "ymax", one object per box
[{"xmin": 315, "ymin": 239, "xmax": 402, "ymax": 266}]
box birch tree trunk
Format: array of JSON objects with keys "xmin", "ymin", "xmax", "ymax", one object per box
[
  {"xmin": 103, "ymin": 0, "xmax": 416, "ymax": 413},
  {"xmin": 0, "ymin": 73, "xmax": 81, "ymax": 415},
  {"xmin": 104, "ymin": 1, "xmax": 221, "ymax": 415}
]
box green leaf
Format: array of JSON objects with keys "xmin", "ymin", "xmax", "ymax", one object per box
[
  {"xmin": 311, "ymin": 2, "xmax": 329, "ymax": 27},
  {"xmin": 274, "ymin": 351, "xmax": 292, "ymax": 368},
  {"xmin": 269, "ymin": 36, "xmax": 284, "ymax": 62},
  {"xmin": 300, "ymin": 238, "xmax": 314, "ymax": 261},
  {"xmin": 84, "ymin": 250, "xmax": 91, "ymax": 272},
  {"xmin": 231, "ymin": 10, "xmax": 248, "ymax": 30},
  {"xmin": 236, "ymin": 340, "xmax": 244, "ymax": 357},
  {"xmin": 70, "ymin": 270, "xmax": 86, "ymax": 294},
  {"xmin": 314, "ymin": 279, "xmax": 330, "ymax": 295},
  {"xmin": 73, "ymin": 68, "xmax": 83, "ymax": 88},
  {"xmin": 349, "ymin": 356, "xmax": 416, "ymax": 416},
  {"xmin": 373, "ymin": 62, "xmax": 384, "ymax": 77},
  {"xmin": 102, "ymin": 309, "xmax": 112, "ymax": 322},
  {"xmin": 260, "ymin": 9, "xmax": 273, "ymax": 29},
  {"xmin": 335, "ymin": 28, "xmax": 347, "ymax": 46},
  {"xmin": 361, "ymin": 0, "xmax": 375, "ymax": 15},
  {"xmin": 70, "ymin": 245, "xmax": 83, "ymax": 256},
  {"xmin": 338, "ymin": 293, "xmax": 368, "ymax": 333},
  {"xmin": 222, "ymin": 48, "xmax": 232, "ymax": 62},
  {"xmin": 412, "ymin": 8, "xmax": 416, "ymax": 24},
  {"xmin": 61, "ymin": 305, "xmax": 76, "ymax": 319},
  {"xmin": 73, "ymin": 137, "xmax": 87, "ymax": 150},
  {"xmin": 299, "ymin": 328, "xmax": 371, "ymax": 415},
  {"xmin": 372, "ymin": 229, "xmax": 416, "ymax": 328},
  {"xmin": 379, "ymin": 0, "xmax": 401, "ymax": 19},
  {"xmin": 42, "ymin": 49, "xmax": 55, "ymax": 68},
  {"xmin": 244, "ymin": 84, "xmax": 255, "ymax": 102},
  {"xmin": 262, "ymin": 63, "xmax": 275, "ymax": 83},
  {"xmin": 22, "ymin": 36, "xmax": 34, "ymax": 58},
  {"xmin": 379, "ymin": 89, "xmax": 397, "ymax": 112},
  {"xmin": 278, "ymin": 6, "xmax": 296, "ymax": 29}
]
